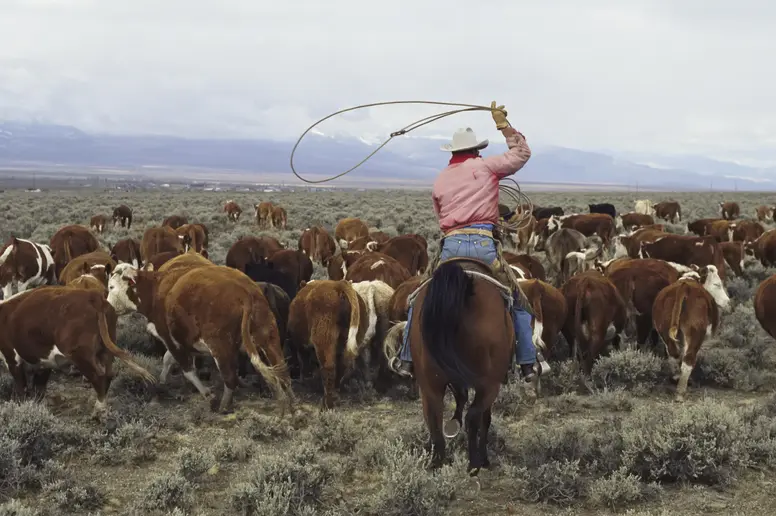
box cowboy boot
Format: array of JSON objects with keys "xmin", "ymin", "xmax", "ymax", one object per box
[{"xmin": 388, "ymin": 357, "xmax": 414, "ymax": 379}]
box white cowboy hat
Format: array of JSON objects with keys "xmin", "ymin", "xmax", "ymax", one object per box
[{"xmin": 440, "ymin": 127, "xmax": 489, "ymax": 152}]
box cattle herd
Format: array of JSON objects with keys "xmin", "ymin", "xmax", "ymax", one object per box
[{"xmin": 2, "ymin": 195, "xmax": 776, "ymax": 421}]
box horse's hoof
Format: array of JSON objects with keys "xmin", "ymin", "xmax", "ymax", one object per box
[{"xmin": 443, "ymin": 419, "xmax": 461, "ymax": 439}]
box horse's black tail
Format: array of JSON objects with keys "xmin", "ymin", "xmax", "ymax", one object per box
[{"xmin": 420, "ymin": 261, "xmax": 477, "ymax": 387}]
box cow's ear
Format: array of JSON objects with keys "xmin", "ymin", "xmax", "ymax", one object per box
[
  {"xmin": 104, "ymin": 263, "xmax": 113, "ymax": 277},
  {"xmin": 144, "ymin": 263, "xmax": 155, "ymax": 272}
]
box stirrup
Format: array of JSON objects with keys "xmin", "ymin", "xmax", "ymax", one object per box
[{"xmin": 389, "ymin": 357, "xmax": 413, "ymax": 378}]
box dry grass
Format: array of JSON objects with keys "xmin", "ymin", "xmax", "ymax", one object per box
[{"xmin": 1, "ymin": 189, "xmax": 776, "ymax": 515}]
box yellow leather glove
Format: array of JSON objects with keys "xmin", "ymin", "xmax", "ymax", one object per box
[{"xmin": 491, "ymin": 101, "xmax": 509, "ymax": 130}]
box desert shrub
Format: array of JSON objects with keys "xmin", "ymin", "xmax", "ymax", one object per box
[
  {"xmin": 586, "ymin": 467, "xmax": 662, "ymax": 509},
  {"xmin": 109, "ymin": 352, "xmax": 162, "ymax": 403},
  {"xmin": 539, "ymin": 360, "xmax": 584, "ymax": 396},
  {"xmin": 176, "ymin": 448, "xmax": 216, "ymax": 482},
  {"xmin": 229, "ymin": 444, "xmax": 332, "ymax": 516},
  {"xmin": 545, "ymin": 390, "xmax": 634, "ymax": 414},
  {"xmin": 240, "ymin": 412, "xmax": 293, "ymax": 442},
  {"xmin": 0, "ymin": 500, "xmax": 38, "ymax": 516},
  {"xmin": 132, "ymin": 473, "xmax": 194, "ymax": 514},
  {"xmin": 42, "ymin": 477, "xmax": 106, "ymax": 513},
  {"xmin": 506, "ymin": 459, "xmax": 587, "ymax": 506},
  {"xmin": 209, "ymin": 437, "xmax": 254, "ymax": 463},
  {"xmin": 118, "ymin": 315, "xmax": 163, "ymax": 356},
  {"xmin": 91, "ymin": 420, "xmax": 156, "ymax": 466},
  {"xmin": 305, "ymin": 411, "xmax": 362, "ymax": 454},
  {"xmin": 0, "ymin": 402, "xmax": 81, "ymax": 468},
  {"xmin": 591, "ymin": 350, "xmax": 665, "ymax": 391}
]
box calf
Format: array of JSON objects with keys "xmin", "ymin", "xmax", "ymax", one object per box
[
  {"xmin": 90, "ymin": 214, "xmax": 110, "ymax": 233},
  {"xmin": 551, "ymin": 213, "xmax": 616, "ymax": 246},
  {"xmin": 561, "ymin": 270, "xmax": 627, "ymax": 374},
  {"xmin": 162, "ymin": 215, "xmax": 188, "ymax": 230},
  {"xmin": 225, "ymin": 236, "xmax": 284, "ymax": 272},
  {"xmin": 350, "ymin": 280, "xmax": 397, "ymax": 393},
  {"xmin": 654, "ymin": 201, "xmax": 682, "ymax": 224},
  {"xmin": 613, "ymin": 228, "xmax": 668, "ymax": 259},
  {"xmin": 502, "ymin": 251, "xmax": 547, "ymax": 281},
  {"xmin": 731, "ymin": 220, "xmax": 764, "ymax": 243},
  {"xmin": 517, "ymin": 279, "xmax": 567, "ymax": 361},
  {"xmin": 287, "ymin": 279, "xmax": 369, "ymax": 408},
  {"xmin": 112, "ymin": 205, "xmax": 133, "ymax": 229},
  {"xmin": 141, "ymin": 226, "xmax": 183, "ymax": 262},
  {"xmin": 616, "ymin": 213, "xmax": 655, "ymax": 233},
  {"xmin": 707, "ymin": 219, "xmax": 735, "ymax": 242},
  {"xmin": 755, "ymin": 274, "xmax": 776, "ymax": 343},
  {"xmin": 652, "ymin": 270, "xmax": 721, "ymax": 401},
  {"xmin": 223, "ymin": 200, "xmax": 242, "ymax": 222},
  {"xmin": 719, "ymin": 201, "xmax": 740, "ymax": 221},
  {"xmin": 588, "ymin": 203, "xmax": 617, "ymax": 219},
  {"xmin": 335, "ymin": 217, "xmax": 370, "ymax": 250},
  {"xmin": 719, "ymin": 241, "xmax": 745, "ymax": 276},
  {"xmin": 49, "ymin": 225, "xmax": 100, "ymax": 278},
  {"xmin": 755, "ymin": 205, "xmax": 774, "ymax": 222},
  {"xmin": 369, "ymin": 231, "xmax": 390, "ymax": 245},
  {"xmin": 365, "ymin": 234, "xmax": 428, "ymax": 275},
  {"xmin": 244, "ymin": 260, "xmax": 301, "ymax": 301},
  {"xmin": 634, "ymin": 199, "xmax": 654, "ymax": 215},
  {"xmin": 109, "ymin": 263, "xmax": 290, "ymax": 412},
  {"xmin": 111, "ymin": 238, "xmax": 142, "ymax": 268},
  {"xmin": 0, "ymin": 286, "xmax": 155, "ymax": 417},
  {"xmin": 298, "ymin": 226, "xmax": 337, "ymax": 266},
  {"xmin": 327, "ymin": 251, "xmax": 364, "ymax": 281},
  {"xmin": 746, "ymin": 229, "xmax": 776, "ymax": 267},
  {"xmin": 639, "ymin": 234, "xmax": 726, "ymax": 282},
  {"xmin": 0, "ymin": 237, "xmax": 57, "ymax": 299},
  {"xmin": 345, "ymin": 252, "xmax": 411, "ymax": 289},
  {"xmin": 505, "ymin": 215, "xmax": 538, "ymax": 254},
  {"xmin": 533, "ymin": 206, "xmax": 564, "ymax": 219},
  {"xmin": 146, "ymin": 251, "xmax": 182, "ymax": 270},
  {"xmin": 388, "ymin": 276, "xmax": 424, "ymax": 322},
  {"xmin": 59, "ymin": 250, "xmax": 116, "ymax": 285},
  {"xmin": 254, "ymin": 201, "xmax": 274, "ymax": 228},
  {"xmin": 544, "ymin": 228, "xmax": 587, "ymax": 284},
  {"xmin": 271, "ymin": 205, "xmax": 288, "ymax": 229},
  {"xmin": 687, "ymin": 218, "xmax": 723, "ymax": 237},
  {"xmin": 176, "ymin": 224, "xmax": 207, "ymax": 255}
]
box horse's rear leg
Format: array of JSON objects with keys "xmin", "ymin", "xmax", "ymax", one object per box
[
  {"xmin": 467, "ymin": 388, "xmax": 500, "ymax": 475},
  {"xmin": 479, "ymin": 407, "xmax": 492, "ymax": 469},
  {"xmin": 444, "ymin": 383, "xmax": 467, "ymax": 438},
  {"xmin": 420, "ymin": 386, "xmax": 446, "ymax": 468}
]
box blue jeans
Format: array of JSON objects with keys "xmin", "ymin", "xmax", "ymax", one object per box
[{"xmin": 399, "ymin": 224, "xmax": 536, "ymax": 366}]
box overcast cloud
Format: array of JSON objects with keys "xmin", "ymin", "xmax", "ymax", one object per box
[{"xmin": 0, "ymin": 0, "xmax": 773, "ymax": 162}]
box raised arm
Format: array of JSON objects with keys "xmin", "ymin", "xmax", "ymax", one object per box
[{"xmin": 482, "ymin": 126, "xmax": 531, "ymax": 179}]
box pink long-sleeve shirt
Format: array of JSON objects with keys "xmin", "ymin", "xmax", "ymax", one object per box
[{"xmin": 432, "ymin": 127, "xmax": 532, "ymax": 233}]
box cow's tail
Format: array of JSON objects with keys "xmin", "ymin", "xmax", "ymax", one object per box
[
  {"xmin": 63, "ymin": 236, "xmax": 73, "ymax": 263},
  {"xmin": 573, "ymin": 278, "xmax": 588, "ymax": 363},
  {"xmin": 240, "ymin": 302, "xmax": 290, "ymax": 404},
  {"xmin": 668, "ymin": 285, "xmax": 688, "ymax": 342},
  {"xmin": 342, "ymin": 280, "xmax": 362, "ymax": 359},
  {"xmin": 98, "ymin": 309, "xmax": 156, "ymax": 384}
]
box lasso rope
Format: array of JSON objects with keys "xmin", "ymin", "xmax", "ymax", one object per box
[{"xmin": 288, "ymin": 100, "xmax": 534, "ymax": 231}]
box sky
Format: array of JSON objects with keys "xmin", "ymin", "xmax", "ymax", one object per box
[{"xmin": 1, "ymin": 0, "xmax": 775, "ymax": 164}]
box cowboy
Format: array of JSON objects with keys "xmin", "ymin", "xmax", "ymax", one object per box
[{"xmin": 388, "ymin": 101, "xmax": 547, "ymax": 390}]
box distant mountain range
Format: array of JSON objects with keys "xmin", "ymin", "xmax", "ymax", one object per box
[{"xmin": 0, "ymin": 120, "xmax": 774, "ymax": 191}]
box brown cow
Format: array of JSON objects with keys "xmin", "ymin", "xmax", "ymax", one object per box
[
  {"xmin": 223, "ymin": 200, "xmax": 242, "ymax": 222},
  {"xmin": 652, "ymin": 271, "xmax": 720, "ymax": 401},
  {"xmin": 653, "ymin": 201, "xmax": 682, "ymax": 224},
  {"xmin": 58, "ymin": 250, "xmax": 116, "ymax": 285},
  {"xmin": 613, "ymin": 228, "xmax": 668, "ymax": 259},
  {"xmin": 388, "ymin": 276, "xmax": 424, "ymax": 322},
  {"xmin": 549, "ymin": 213, "xmax": 616, "ymax": 246},
  {"xmin": 503, "ymin": 251, "xmax": 547, "ymax": 281},
  {"xmin": 254, "ymin": 201, "xmax": 274, "ymax": 228},
  {"xmin": 719, "ymin": 241, "xmax": 745, "ymax": 276},
  {"xmin": 365, "ymin": 234, "xmax": 428, "ymax": 276},
  {"xmin": 369, "ymin": 231, "xmax": 390, "ymax": 244},
  {"xmin": 0, "ymin": 237, "xmax": 57, "ymax": 299},
  {"xmin": 111, "ymin": 238, "xmax": 142, "ymax": 268},
  {"xmin": 141, "ymin": 226, "xmax": 183, "ymax": 262},
  {"xmin": 746, "ymin": 229, "xmax": 776, "ymax": 267},
  {"xmin": 49, "ymin": 225, "xmax": 100, "ymax": 279},
  {"xmin": 719, "ymin": 201, "xmax": 740, "ymax": 221},
  {"xmin": 287, "ymin": 279, "xmax": 368, "ymax": 408},
  {"xmin": 158, "ymin": 251, "xmax": 213, "ymax": 272},
  {"xmin": 345, "ymin": 252, "xmax": 411, "ymax": 289},
  {"xmin": 66, "ymin": 264, "xmax": 108, "ymax": 294},
  {"xmin": 755, "ymin": 274, "xmax": 776, "ymax": 342},
  {"xmin": 731, "ymin": 220, "xmax": 764, "ymax": 243},
  {"xmin": 517, "ymin": 279, "xmax": 567, "ymax": 361},
  {"xmin": 193, "ymin": 223, "xmax": 209, "ymax": 250},
  {"xmin": 298, "ymin": 226, "xmax": 337, "ymax": 266},
  {"xmin": 90, "ymin": 214, "xmax": 110, "ymax": 234},
  {"xmin": 348, "ymin": 235, "xmax": 376, "ymax": 251},
  {"xmin": 755, "ymin": 205, "xmax": 774, "ymax": 222},
  {"xmin": 146, "ymin": 251, "xmax": 182, "ymax": 271},
  {"xmin": 506, "ymin": 215, "xmax": 538, "ymax": 254},
  {"xmin": 616, "ymin": 212, "xmax": 655, "ymax": 233},
  {"xmin": 108, "ymin": 263, "xmax": 291, "ymax": 412},
  {"xmin": 687, "ymin": 218, "xmax": 723, "ymax": 237},
  {"xmin": 112, "ymin": 205, "xmax": 133, "ymax": 229},
  {"xmin": 225, "ymin": 236, "xmax": 284, "ymax": 272},
  {"xmin": 639, "ymin": 234, "xmax": 726, "ymax": 281},
  {"xmin": 335, "ymin": 217, "xmax": 370, "ymax": 250},
  {"xmin": 707, "ymin": 220, "xmax": 735, "ymax": 242},
  {"xmin": 271, "ymin": 205, "xmax": 288, "ymax": 229},
  {"xmin": 176, "ymin": 224, "xmax": 207, "ymax": 255},
  {"xmin": 162, "ymin": 215, "xmax": 189, "ymax": 230},
  {"xmin": 561, "ymin": 270, "xmax": 627, "ymax": 374},
  {"xmin": 268, "ymin": 249, "xmax": 314, "ymax": 289},
  {"xmin": 327, "ymin": 251, "xmax": 364, "ymax": 281},
  {"xmin": 0, "ymin": 286, "xmax": 155, "ymax": 417}
]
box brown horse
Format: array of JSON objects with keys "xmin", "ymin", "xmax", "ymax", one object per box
[{"xmin": 409, "ymin": 259, "xmax": 514, "ymax": 474}]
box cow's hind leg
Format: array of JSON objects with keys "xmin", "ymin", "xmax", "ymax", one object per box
[
  {"xmin": 209, "ymin": 340, "xmax": 239, "ymax": 413},
  {"xmin": 30, "ymin": 369, "xmax": 52, "ymax": 401},
  {"xmin": 675, "ymin": 326, "xmax": 703, "ymax": 402},
  {"xmin": 311, "ymin": 319, "xmax": 339, "ymax": 409},
  {"xmin": 168, "ymin": 306, "xmax": 212, "ymax": 399}
]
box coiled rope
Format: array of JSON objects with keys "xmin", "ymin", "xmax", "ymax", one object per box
[{"xmin": 288, "ymin": 100, "xmax": 533, "ymax": 231}]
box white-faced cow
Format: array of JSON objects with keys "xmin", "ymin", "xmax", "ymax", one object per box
[{"xmin": 0, "ymin": 237, "xmax": 57, "ymax": 299}]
